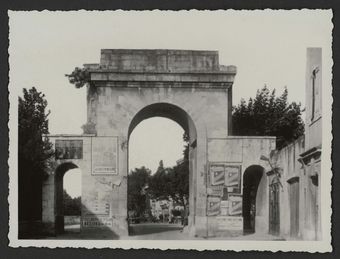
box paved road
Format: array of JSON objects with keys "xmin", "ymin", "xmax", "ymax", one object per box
[
  {"xmin": 128, "ymin": 223, "xmax": 187, "ymax": 240},
  {"xmin": 46, "ymin": 223, "xmax": 284, "ymax": 240}
]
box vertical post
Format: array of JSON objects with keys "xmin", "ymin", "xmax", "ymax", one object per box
[
  {"xmin": 227, "ymin": 86, "xmax": 233, "ymax": 135},
  {"xmin": 42, "ymin": 174, "xmax": 56, "ymax": 235}
]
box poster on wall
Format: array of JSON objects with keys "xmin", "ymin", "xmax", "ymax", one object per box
[
  {"xmin": 209, "ymin": 164, "xmax": 225, "ymax": 185},
  {"xmin": 228, "ymin": 194, "xmax": 242, "ymax": 216},
  {"xmin": 92, "ymin": 137, "xmax": 118, "ymax": 175},
  {"xmin": 55, "ymin": 139, "xmax": 83, "ymax": 159},
  {"xmin": 220, "ymin": 200, "xmax": 229, "ymax": 216},
  {"xmin": 224, "ymin": 166, "xmax": 241, "ymax": 193},
  {"xmin": 84, "ymin": 190, "xmax": 111, "ymax": 216},
  {"xmin": 216, "ymin": 216, "xmax": 243, "ymax": 231},
  {"xmin": 207, "ymin": 196, "xmax": 221, "ymax": 216},
  {"xmin": 82, "ymin": 216, "xmax": 113, "ymax": 228},
  {"xmin": 207, "ymin": 186, "xmax": 224, "ymax": 197}
]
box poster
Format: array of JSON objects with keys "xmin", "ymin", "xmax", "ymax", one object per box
[
  {"xmin": 217, "ymin": 216, "xmax": 243, "ymax": 231},
  {"xmin": 228, "ymin": 194, "xmax": 242, "ymax": 216},
  {"xmin": 55, "ymin": 139, "xmax": 83, "ymax": 159},
  {"xmin": 209, "ymin": 164, "xmax": 225, "ymax": 185},
  {"xmin": 207, "ymin": 196, "xmax": 221, "ymax": 216},
  {"xmin": 92, "ymin": 137, "xmax": 118, "ymax": 175},
  {"xmin": 225, "ymin": 166, "xmax": 241, "ymax": 187},
  {"xmin": 82, "ymin": 216, "xmax": 113, "ymax": 228}
]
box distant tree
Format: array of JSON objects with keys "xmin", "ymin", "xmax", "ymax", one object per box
[
  {"xmin": 127, "ymin": 166, "xmax": 151, "ymax": 217},
  {"xmin": 149, "ymin": 133, "xmax": 190, "ymax": 206},
  {"xmin": 232, "ymin": 86, "xmax": 304, "ymax": 149},
  {"xmin": 18, "ymin": 87, "xmax": 54, "ymax": 222},
  {"xmin": 169, "ymin": 158, "xmax": 189, "ymax": 206},
  {"xmin": 63, "ymin": 190, "xmax": 81, "ymax": 216},
  {"xmin": 148, "ymin": 160, "xmax": 171, "ymax": 201}
]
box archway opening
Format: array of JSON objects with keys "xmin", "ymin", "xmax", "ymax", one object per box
[
  {"xmin": 127, "ymin": 103, "xmax": 197, "ymax": 238},
  {"xmin": 242, "ymin": 165, "xmax": 264, "ymax": 234},
  {"xmin": 55, "ymin": 163, "xmax": 82, "ymax": 235}
]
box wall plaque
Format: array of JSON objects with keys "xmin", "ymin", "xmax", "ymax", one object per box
[{"xmin": 92, "ymin": 137, "xmax": 118, "ymax": 175}]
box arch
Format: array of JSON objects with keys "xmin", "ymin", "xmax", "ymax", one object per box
[
  {"xmin": 54, "ymin": 162, "xmax": 80, "ymax": 234},
  {"xmin": 242, "ymin": 165, "xmax": 264, "ymax": 234},
  {"xmin": 128, "ymin": 102, "xmax": 197, "ymax": 143},
  {"xmin": 127, "ymin": 102, "xmax": 198, "ymax": 234}
]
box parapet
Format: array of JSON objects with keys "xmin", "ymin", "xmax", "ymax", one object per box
[{"xmin": 84, "ymin": 49, "xmax": 237, "ymax": 89}]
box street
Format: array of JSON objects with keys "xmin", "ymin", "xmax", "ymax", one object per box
[{"xmin": 45, "ymin": 223, "xmax": 284, "ymax": 240}]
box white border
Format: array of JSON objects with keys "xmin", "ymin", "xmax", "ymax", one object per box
[{"xmin": 8, "ymin": 10, "xmax": 333, "ymax": 252}]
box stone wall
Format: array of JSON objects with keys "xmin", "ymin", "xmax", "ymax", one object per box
[
  {"xmin": 270, "ymin": 137, "xmax": 305, "ymax": 239},
  {"xmin": 270, "ymin": 136, "xmax": 321, "ymax": 240},
  {"xmin": 206, "ymin": 136, "xmax": 275, "ymax": 237}
]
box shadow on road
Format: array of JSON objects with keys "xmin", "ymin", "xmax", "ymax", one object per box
[{"xmin": 129, "ymin": 223, "xmax": 182, "ymax": 236}]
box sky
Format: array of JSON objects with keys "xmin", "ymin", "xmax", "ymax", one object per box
[{"xmin": 9, "ymin": 10, "xmax": 332, "ymax": 197}]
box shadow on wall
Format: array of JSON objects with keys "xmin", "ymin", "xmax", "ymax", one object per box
[
  {"xmin": 45, "ymin": 204, "xmax": 119, "ymax": 240},
  {"xmin": 52, "ymin": 162, "xmax": 120, "ymax": 240}
]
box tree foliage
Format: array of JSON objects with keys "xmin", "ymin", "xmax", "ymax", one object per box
[
  {"xmin": 65, "ymin": 67, "xmax": 90, "ymax": 88},
  {"xmin": 232, "ymin": 86, "xmax": 304, "ymax": 149},
  {"xmin": 127, "ymin": 166, "xmax": 151, "ymax": 217},
  {"xmin": 127, "ymin": 133, "xmax": 190, "ymax": 218},
  {"xmin": 19, "ymin": 87, "xmax": 54, "ymax": 221},
  {"xmin": 148, "ymin": 134, "xmax": 189, "ymax": 206},
  {"xmin": 63, "ymin": 190, "xmax": 81, "ymax": 216}
]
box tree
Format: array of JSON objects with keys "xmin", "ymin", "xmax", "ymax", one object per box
[
  {"xmin": 18, "ymin": 87, "xmax": 54, "ymax": 222},
  {"xmin": 65, "ymin": 67, "xmax": 90, "ymax": 88},
  {"xmin": 127, "ymin": 166, "xmax": 151, "ymax": 217},
  {"xmin": 232, "ymin": 85, "xmax": 304, "ymax": 149},
  {"xmin": 148, "ymin": 133, "xmax": 190, "ymax": 206},
  {"xmin": 148, "ymin": 160, "xmax": 171, "ymax": 201},
  {"xmin": 169, "ymin": 159, "xmax": 189, "ymax": 206},
  {"xmin": 63, "ymin": 190, "xmax": 81, "ymax": 216}
]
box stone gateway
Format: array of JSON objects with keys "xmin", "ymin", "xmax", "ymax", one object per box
[{"xmin": 42, "ymin": 49, "xmax": 276, "ymax": 238}]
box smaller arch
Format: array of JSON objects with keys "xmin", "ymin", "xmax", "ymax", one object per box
[
  {"xmin": 54, "ymin": 162, "xmax": 80, "ymax": 235},
  {"xmin": 242, "ymin": 165, "xmax": 265, "ymax": 234},
  {"xmin": 55, "ymin": 162, "xmax": 78, "ymax": 180}
]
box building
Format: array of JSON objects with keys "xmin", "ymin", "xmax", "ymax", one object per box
[{"xmin": 267, "ymin": 48, "xmax": 322, "ymax": 240}]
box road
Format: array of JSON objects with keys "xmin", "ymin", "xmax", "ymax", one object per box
[
  {"xmin": 128, "ymin": 223, "xmax": 187, "ymax": 240},
  {"xmin": 46, "ymin": 223, "xmax": 284, "ymax": 240}
]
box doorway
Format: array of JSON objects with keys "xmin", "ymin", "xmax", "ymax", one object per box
[
  {"xmin": 242, "ymin": 165, "xmax": 264, "ymax": 234},
  {"xmin": 54, "ymin": 163, "xmax": 82, "ymax": 235},
  {"xmin": 269, "ymin": 177, "xmax": 280, "ymax": 236},
  {"xmin": 288, "ymin": 177, "xmax": 299, "ymax": 238}
]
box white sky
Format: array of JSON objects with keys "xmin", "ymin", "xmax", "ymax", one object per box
[{"xmin": 9, "ymin": 10, "xmax": 332, "ymax": 196}]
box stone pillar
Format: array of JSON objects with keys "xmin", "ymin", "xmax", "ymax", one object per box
[
  {"xmin": 42, "ymin": 174, "xmax": 56, "ymax": 235},
  {"xmin": 114, "ymin": 135, "xmax": 129, "ymax": 236},
  {"xmin": 193, "ymin": 133, "xmax": 208, "ymax": 237}
]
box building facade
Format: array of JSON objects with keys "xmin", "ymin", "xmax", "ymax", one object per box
[{"xmin": 268, "ymin": 48, "xmax": 322, "ymax": 240}]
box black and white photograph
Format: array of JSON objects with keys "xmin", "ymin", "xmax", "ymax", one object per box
[{"xmin": 7, "ymin": 10, "xmax": 333, "ymax": 251}]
